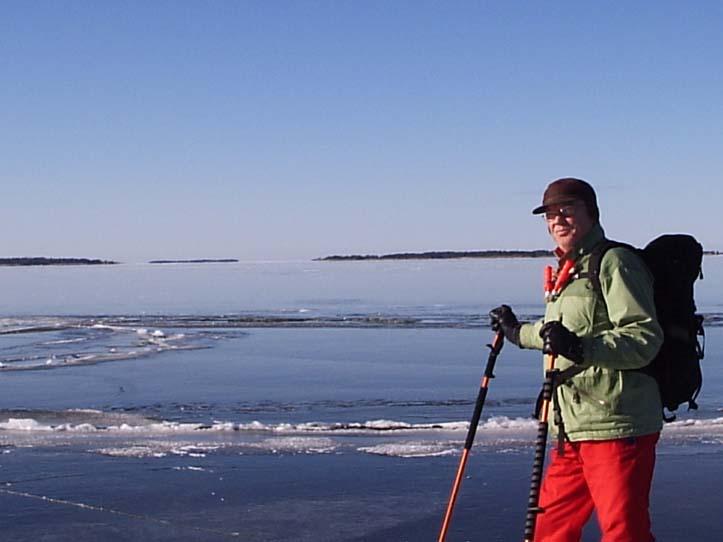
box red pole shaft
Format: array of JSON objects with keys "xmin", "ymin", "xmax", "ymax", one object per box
[
  {"xmin": 437, "ymin": 331, "xmax": 503, "ymax": 542},
  {"xmin": 438, "ymin": 448, "xmax": 471, "ymax": 542}
]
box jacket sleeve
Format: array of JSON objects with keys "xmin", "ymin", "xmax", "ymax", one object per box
[
  {"xmin": 519, "ymin": 318, "xmax": 545, "ymax": 350},
  {"xmin": 581, "ymin": 247, "xmax": 663, "ymax": 369}
]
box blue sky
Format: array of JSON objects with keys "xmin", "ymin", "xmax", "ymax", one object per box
[{"xmin": 2, "ymin": 1, "xmax": 722, "ymax": 261}]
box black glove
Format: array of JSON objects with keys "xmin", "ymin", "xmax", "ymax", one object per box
[
  {"xmin": 539, "ymin": 321, "xmax": 584, "ymax": 363},
  {"xmin": 489, "ymin": 305, "xmax": 521, "ymax": 346}
]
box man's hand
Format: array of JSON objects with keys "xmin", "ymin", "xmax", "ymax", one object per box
[
  {"xmin": 489, "ymin": 305, "xmax": 521, "ymax": 346},
  {"xmin": 539, "ymin": 321, "xmax": 584, "ymax": 363}
]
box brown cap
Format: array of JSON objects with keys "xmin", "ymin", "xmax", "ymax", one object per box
[{"xmin": 532, "ymin": 177, "xmax": 599, "ymax": 220}]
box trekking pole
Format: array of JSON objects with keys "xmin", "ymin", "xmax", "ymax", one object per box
[
  {"xmin": 438, "ymin": 330, "xmax": 504, "ymax": 542},
  {"xmin": 523, "ymin": 352, "xmax": 558, "ymax": 542}
]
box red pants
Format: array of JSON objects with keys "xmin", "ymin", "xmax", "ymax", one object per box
[{"xmin": 534, "ymin": 433, "xmax": 659, "ymax": 542}]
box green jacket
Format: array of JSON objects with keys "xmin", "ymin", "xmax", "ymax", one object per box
[{"xmin": 519, "ymin": 224, "xmax": 664, "ymax": 441}]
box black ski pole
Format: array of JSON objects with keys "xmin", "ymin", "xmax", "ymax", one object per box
[
  {"xmin": 438, "ymin": 330, "xmax": 504, "ymax": 542},
  {"xmin": 523, "ymin": 352, "xmax": 558, "ymax": 542}
]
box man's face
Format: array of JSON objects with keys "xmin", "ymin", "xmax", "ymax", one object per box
[{"xmin": 544, "ymin": 200, "xmax": 595, "ymax": 253}]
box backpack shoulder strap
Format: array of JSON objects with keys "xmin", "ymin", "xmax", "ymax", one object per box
[{"xmin": 584, "ymin": 240, "xmax": 635, "ymax": 296}]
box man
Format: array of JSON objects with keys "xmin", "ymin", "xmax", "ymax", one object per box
[{"xmin": 490, "ymin": 178, "xmax": 663, "ymax": 542}]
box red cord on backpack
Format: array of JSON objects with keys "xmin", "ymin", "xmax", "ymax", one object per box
[
  {"xmin": 544, "ymin": 265, "xmax": 554, "ymax": 302},
  {"xmin": 552, "ymin": 259, "xmax": 575, "ymax": 299}
]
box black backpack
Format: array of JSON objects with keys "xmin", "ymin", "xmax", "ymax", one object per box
[{"xmin": 588, "ymin": 234, "xmax": 705, "ymax": 420}]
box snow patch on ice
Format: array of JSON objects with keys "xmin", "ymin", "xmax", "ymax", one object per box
[
  {"xmin": 92, "ymin": 442, "xmax": 222, "ymax": 458},
  {"xmin": 358, "ymin": 442, "xmax": 458, "ymax": 458},
  {"xmin": 173, "ymin": 465, "xmax": 208, "ymax": 472},
  {"xmin": 247, "ymin": 437, "xmax": 338, "ymax": 455},
  {"xmin": 0, "ymin": 418, "xmax": 53, "ymax": 432},
  {"xmin": 95, "ymin": 445, "xmax": 169, "ymax": 458}
]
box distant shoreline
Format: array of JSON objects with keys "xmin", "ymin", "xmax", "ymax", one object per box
[
  {"xmin": 0, "ymin": 258, "xmax": 118, "ymax": 267},
  {"xmin": 316, "ymin": 249, "xmax": 723, "ymax": 261},
  {"xmin": 148, "ymin": 259, "xmax": 240, "ymax": 264},
  {"xmin": 314, "ymin": 250, "xmax": 553, "ymax": 261}
]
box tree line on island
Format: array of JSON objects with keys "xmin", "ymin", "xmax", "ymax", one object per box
[
  {"xmin": 317, "ymin": 249, "xmax": 723, "ymax": 261},
  {"xmin": 148, "ymin": 259, "xmax": 239, "ymax": 264},
  {"xmin": 1, "ymin": 250, "xmax": 720, "ymax": 266},
  {"xmin": 0, "ymin": 257, "xmax": 118, "ymax": 266},
  {"xmin": 315, "ymin": 250, "xmax": 554, "ymax": 261},
  {"xmin": 0, "ymin": 258, "xmax": 241, "ymax": 266}
]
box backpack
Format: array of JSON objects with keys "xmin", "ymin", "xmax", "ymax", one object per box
[{"xmin": 587, "ymin": 234, "xmax": 705, "ymax": 420}]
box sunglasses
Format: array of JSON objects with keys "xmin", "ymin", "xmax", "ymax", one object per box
[{"xmin": 543, "ymin": 203, "xmax": 579, "ymax": 221}]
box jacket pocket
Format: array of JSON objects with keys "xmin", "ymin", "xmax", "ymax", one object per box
[{"xmin": 557, "ymin": 369, "xmax": 616, "ymax": 430}]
